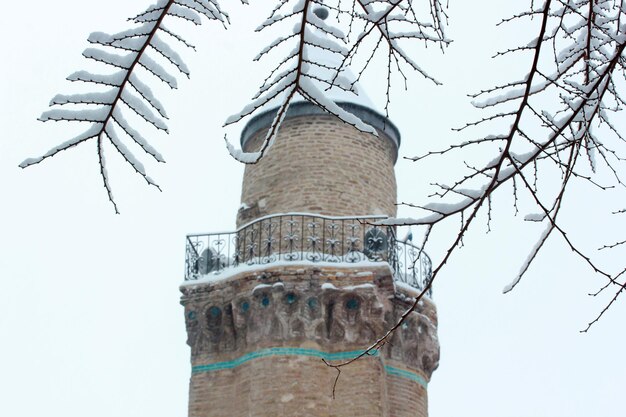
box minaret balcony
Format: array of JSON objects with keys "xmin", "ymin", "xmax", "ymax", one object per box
[{"xmin": 185, "ymin": 213, "xmax": 432, "ymax": 298}]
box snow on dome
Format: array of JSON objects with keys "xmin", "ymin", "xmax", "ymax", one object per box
[
  {"xmin": 236, "ymin": 5, "xmax": 400, "ymax": 153},
  {"xmin": 294, "ymin": 6, "xmax": 378, "ymax": 111}
]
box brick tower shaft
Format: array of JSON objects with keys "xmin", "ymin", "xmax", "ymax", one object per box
[{"xmin": 181, "ymin": 102, "xmax": 439, "ymax": 417}]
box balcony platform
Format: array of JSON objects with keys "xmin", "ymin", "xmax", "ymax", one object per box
[{"xmin": 185, "ymin": 213, "xmax": 432, "ymax": 298}]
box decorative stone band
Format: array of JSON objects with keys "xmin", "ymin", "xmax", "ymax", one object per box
[
  {"xmin": 239, "ymin": 101, "xmax": 402, "ymax": 160},
  {"xmin": 191, "ymin": 346, "xmax": 427, "ymax": 389}
]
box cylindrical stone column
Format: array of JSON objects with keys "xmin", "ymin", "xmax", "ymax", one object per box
[{"xmin": 236, "ymin": 102, "xmax": 401, "ymax": 227}]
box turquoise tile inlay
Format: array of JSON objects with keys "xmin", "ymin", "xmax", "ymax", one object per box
[
  {"xmin": 192, "ymin": 347, "xmax": 427, "ymax": 388},
  {"xmin": 384, "ymin": 365, "xmax": 428, "ymax": 388}
]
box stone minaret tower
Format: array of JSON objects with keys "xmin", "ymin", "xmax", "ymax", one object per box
[{"xmin": 181, "ymin": 9, "xmax": 439, "ymax": 417}]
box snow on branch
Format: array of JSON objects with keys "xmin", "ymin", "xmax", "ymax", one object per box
[
  {"xmin": 381, "ymin": 0, "xmax": 626, "ymax": 334},
  {"xmin": 224, "ymin": 0, "xmax": 449, "ymax": 163},
  {"xmin": 21, "ymin": 0, "xmax": 228, "ymax": 212},
  {"xmin": 25, "ymin": 0, "xmax": 450, "ymax": 208}
]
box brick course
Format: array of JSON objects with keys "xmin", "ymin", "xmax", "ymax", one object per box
[{"xmin": 237, "ymin": 115, "xmax": 398, "ymax": 227}]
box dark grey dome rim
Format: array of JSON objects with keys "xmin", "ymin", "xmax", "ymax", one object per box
[{"xmin": 239, "ymin": 101, "xmax": 402, "ymax": 156}]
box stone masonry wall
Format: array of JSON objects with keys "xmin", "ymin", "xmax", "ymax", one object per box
[
  {"xmin": 180, "ymin": 264, "xmax": 439, "ymax": 417},
  {"xmin": 237, "ymin": 115, "xmax": 398, "ymax": 227}
]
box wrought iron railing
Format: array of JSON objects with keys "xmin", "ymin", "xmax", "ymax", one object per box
[{"xmin": 185, "ymin": 213, "xmax": 432, "ymax": 297}]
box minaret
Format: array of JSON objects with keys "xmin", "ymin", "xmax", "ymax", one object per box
[{"xmin": 181, "ymin": 8, "xmax": 439, "ymax": 417}]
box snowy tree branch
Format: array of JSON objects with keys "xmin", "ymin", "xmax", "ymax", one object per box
[{"xmin": 21, "ymin": 0, "xmax": 228, "ymax": 212}]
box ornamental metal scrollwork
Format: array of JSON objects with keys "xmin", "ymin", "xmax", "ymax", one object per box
[
  {"xmin": 283, "ymin": 218, "xmax": 300, "ymax": 261},
  {"xmin": 324, "ymin": 221, "xmax": 341, "ymax": 262},
  {"xmin": 184, "ymin": 213, "xmax": 433, "ymax": 298},
  {"xmin": 306, "ymin": 220, "xmax": 322, "ymax": 261},
  {"xmin": 186, "ymin": 237, "xmax": 203, "ymax": 279},
  {"xmin": 261, "ymin": 220, "xmax": 278, "ymax": 264},
  {"xmin": 244, "ymin": 227, "xmax": 258, "ymax": 265},
  {"xmin": 345, "ymin": 222, "xmax": 363, "ymax": 263}
]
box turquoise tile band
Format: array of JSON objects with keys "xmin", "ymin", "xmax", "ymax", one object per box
[
  {"xmin": 383, "ymin": 365, "xmax": 428, "ymax": 388},
  {"xmin": 192, "ymin": 347, "xmax": 378, "ymax": 374},
  {"xmin": 192, "ymin": 347, "xmax": 427, "ymax": 388}
]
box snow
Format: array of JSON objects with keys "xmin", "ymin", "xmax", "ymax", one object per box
[
  {"xmin": 299, "ymin": 78, "xmax": 377, "ymax": 135},
  {"xmin": 176, "ymin": 0, "xmax": 223, "ymax": 21},
  {"xmin": 375, "ymin": 215, "xmax": 444, "ymax": 226},
  {"xmin": 496, "ymin": 166, "xmax": 515, "ymax": 181},
  {"xmin": 524, "ymin": 212, "xmax": 546, "ymax": 222},
  {"xmin": 394, "ymin": 280, "xmax": 418, "ymax": 295},
  {"xmin": 224, "ymin": 74, "xmax": 296, "ymax": 125},
  {"xmin": 98, "ymin": 142, "xmax": 115, "ymax": 208},
  {"xmin": 307, "ymin": 13, "xmax": 346, "ymax": 40},
  {"xmin": 389, "ymin": 31, "xmax": 448, "ymax": 43},
  {"xmin": 255, "ymin": 65, "xmax": 298, "ymax": 100},
  {"xmin": 587, "ymin": 143, "xmax": 597, "ymax": 172},
  {"xmin": 394, "ymin": 281, "xmax": 432, "ymax": 300},
  {"xmin": 509, "ymin": 150, "xmax": 537, "ymax": 164},
  {"xmin": 19, "ymin": 124, "xmax": 103, "ymax": 167},
  {"xmin": 106, "ymin": 22, "xmax": 155, "ymax": 42},
  {"xmin": 454, "ymin": 184, "xmax": 488, "ymax": 199},
  {"xmin": 255, "ymin": 13, "xmax": 285, "ymax": 31},
  {"xmin": 66, "ymin": 70, "xmax": 127, "ymax": 87},
  {"xmin": 472, "ymin": 78, "xmax": 550, "ymax": 108},
  {"xmin": 111, "ymin": 107, "xmax": 165, "ymax": 162},
  {"xmin": 254, "ymin": 34, "xmax": 298, "ymax": 61},
  {"xmin": 83, "ymin": 48, "xmax": 137, "ymax": 69},
  {"xmin": 139, "ymin": 53, "xmax": 178, "ymax": 89},
  {"xmin": 321, "ymin": 282, "xmax": 375, "ymax": 290},
  {"xmin": 304, "ymin": 26, "xmax": 347, "ymax": 55},
  {"xmin": 291, "ymin": 0, "xmax": 305, "ymax": 13},
  {"xmin": 298, "ymin": 41, "xmax": 376, "ymax": 110},
  {"xmin": 224, "ymin": 138, "xmax": 261, "ymax": 164},
  {"xmin": 502, "ymin": 223, "xmax": 552, "ymax": 293},
  {"xmin": 50, "ymin": 90, "xmax": 118, "ymax": 106},
  {"xmin": 181, "ymin": 258, "xmax": 393, "ymax": 287},
  {"xmin": 150, "ymin": 34, "xmax": 191, "ymax": 76},
  {"xmin": 168, "ymin": 4, "xmax": 202, "ymax": 25},
  {"xmin": 389, "ymin": 39, "xmax": 441, "ymax": 85},
  {"xmin": 105, "ymin": 123, "xmax": 159, "ymax": 187},
  {"xmin": 89, "ymin": 32, "xmax": 146, "ymax": 52},
  {"xmin": 229, "ymin": 1, "xmax": 382, "ymax": 147},
  {"xmin": 191, "ymin": 0, "xmax": 223, "ymax": 22},
  {"xmin": 39, "ymin": 107, "xmax": 111, "ymax": 123},
  {"xmin": 88, "ymin": 31, "xmax": 115, "ymax": 44},
  {"xmin": 121, "ymin": 89, "xmax": 169, "ymax": 131},
  {"xmin": 129, "ymin": 73, "xmax": 169, "ymax": 118},
  {"xmin": 110, "ymin": 36, "xmax": 147, "ymax": 52},
  {"xmin": 423, "ymin": 199, "xmax": 472, "ymax": 215},
  {"xmin": 234, "ymin": 212, "xmax": 386, "ymax": 232},
  {"xmin": 226, "ymin": 84, "xmax": 296, "ymax": 164},
  {"xmin": 252, "ymin": 283, "xmax": 272, "ymax": 294},
  {"xmin": 134, "ymin": 8, "xmax": 166, "ymax": 24}
]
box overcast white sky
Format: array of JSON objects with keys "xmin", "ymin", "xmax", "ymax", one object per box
[{"xmin": 1, "ymin": 1, "xmax": 625, "ymax": 417}]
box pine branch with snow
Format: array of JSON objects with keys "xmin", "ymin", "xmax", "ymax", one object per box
[{"xmin": 21, "ymin": 0, "xmax": 228, "ymax": 212}]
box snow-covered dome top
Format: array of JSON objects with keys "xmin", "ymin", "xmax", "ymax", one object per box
[
  {"xmin": 293, "ymin": 7, "xmax": 377, "ymax": 110},
  {"xmin": 240, "ymin": 6, "xmax": 401, "ymax": 153}
]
